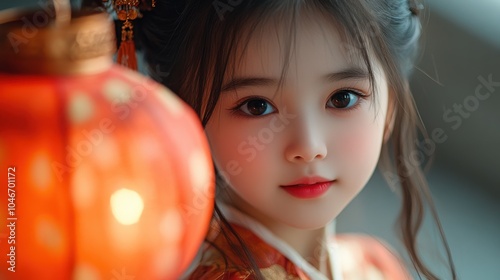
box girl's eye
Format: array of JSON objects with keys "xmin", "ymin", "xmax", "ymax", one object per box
[
  {"xmin": 237, "ymin": 98, "xmax": 276, "ymax": 116},
  {"xmin": 326, "ymin": 90, "xmax": 362, "ymax": 109}
]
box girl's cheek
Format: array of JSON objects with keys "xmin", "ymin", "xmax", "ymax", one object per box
[
  {"xmin": 206, "ymin": 121, "xmax": 260, "ymax": 175},
  {"xmin": 334, "ymin": 116, "xmax": 385, "ymax": 173}
]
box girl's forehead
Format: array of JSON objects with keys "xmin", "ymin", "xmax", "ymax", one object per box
[{"xmin": 227, "ymin": 14, "xmax": 368, "ymax": 81}]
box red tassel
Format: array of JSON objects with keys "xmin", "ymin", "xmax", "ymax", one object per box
[
  {"xmin": 117, "ymin": 39, "xmax": 138, "ymax": 71},
  {"xmin": 111, "ymin": 2, "xmax": 150, "ymax": 72}
]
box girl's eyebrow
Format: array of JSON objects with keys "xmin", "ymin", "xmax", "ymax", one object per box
[
  {"xmin": 324, "ymin": 67, "xmax": 369, "ymax": 83},
  {"xmin": 221, "ymin": 77, "xmax": 275, "ymax": 93},
  {"xmin": 221, "ymin": 67, "xmax": 369, "ymax": 93}
]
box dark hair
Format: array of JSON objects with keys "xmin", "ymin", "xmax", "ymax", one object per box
[{"xmin": 113, "ymin": 0, "xmax": 456, "ymax": 279}]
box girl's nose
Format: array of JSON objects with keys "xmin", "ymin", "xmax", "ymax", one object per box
[{"xmin": 284, "ymin": 119, "xmax": 328, "ymax": 163}]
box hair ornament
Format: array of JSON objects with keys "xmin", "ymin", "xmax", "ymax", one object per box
[
  {"xmin": 103, "ymin": 0, "xmax": 156, "ymax": 70},
  {"xmin": 409, "ymin": 0, "xmax": 424, "ymax": 16}
]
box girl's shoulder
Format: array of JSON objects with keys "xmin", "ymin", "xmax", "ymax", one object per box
[{"xmin": 334, "ymin": 234, "xmax": 412, "ymax": 280}]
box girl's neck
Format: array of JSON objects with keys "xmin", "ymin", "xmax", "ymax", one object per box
[
  {"xmin": 221, "ymin": 195, "xmax": 332, "ymax": 275},
  {"xmin": 262, "ymin": 219, "xmax": 328, "ymax": 266}
]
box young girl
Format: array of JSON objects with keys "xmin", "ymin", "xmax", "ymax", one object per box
[{"xmin": 137, "ymin": 0, "xmax": 457, "ymax": 279}]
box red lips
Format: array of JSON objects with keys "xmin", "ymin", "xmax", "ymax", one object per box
[{"xmin": 281, "ymin": 176, "xmax": 334, "ymax": 199}]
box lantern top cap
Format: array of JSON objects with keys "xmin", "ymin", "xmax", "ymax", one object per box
[{"xmin": 0, "ymin": 7, "xmax": 116, "ymax": 75}]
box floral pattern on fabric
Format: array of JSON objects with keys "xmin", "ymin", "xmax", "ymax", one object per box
[{"xmin": 187, "ymin": 222, "xmax": 411, "ymax": 280}]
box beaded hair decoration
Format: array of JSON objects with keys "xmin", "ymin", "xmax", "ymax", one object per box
[{"xmin": 103, "ymin": 0, "xmax": 156, "ymax": 70}]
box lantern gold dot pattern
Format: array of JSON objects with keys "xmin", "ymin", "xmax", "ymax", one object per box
[{"xmin": 0, "ymin": 5, "xmax": 214, "ymax": 280}]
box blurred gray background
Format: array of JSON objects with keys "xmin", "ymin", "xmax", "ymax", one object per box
[{"xmin": 1, "ymin": 0, "xmax": 498, "ymax": 279}]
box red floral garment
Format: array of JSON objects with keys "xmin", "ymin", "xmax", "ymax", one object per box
[{"xmin": 186, "ymin": 223, "xmax": 411, "ymax": 280}]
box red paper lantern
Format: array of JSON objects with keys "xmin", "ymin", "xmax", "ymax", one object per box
[{"xmin": 0, "ymin": 6, "xmax": 214, "ymax": 280}]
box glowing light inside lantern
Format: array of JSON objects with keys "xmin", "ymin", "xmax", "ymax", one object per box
[{"xmin": 110, "ymin": 188, "xmax": 144, "ymax": 225}]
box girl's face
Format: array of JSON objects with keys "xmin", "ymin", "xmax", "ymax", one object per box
[{"xmin": 205, "ymin": 15, "xmax": 391, "ymax": 230}]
